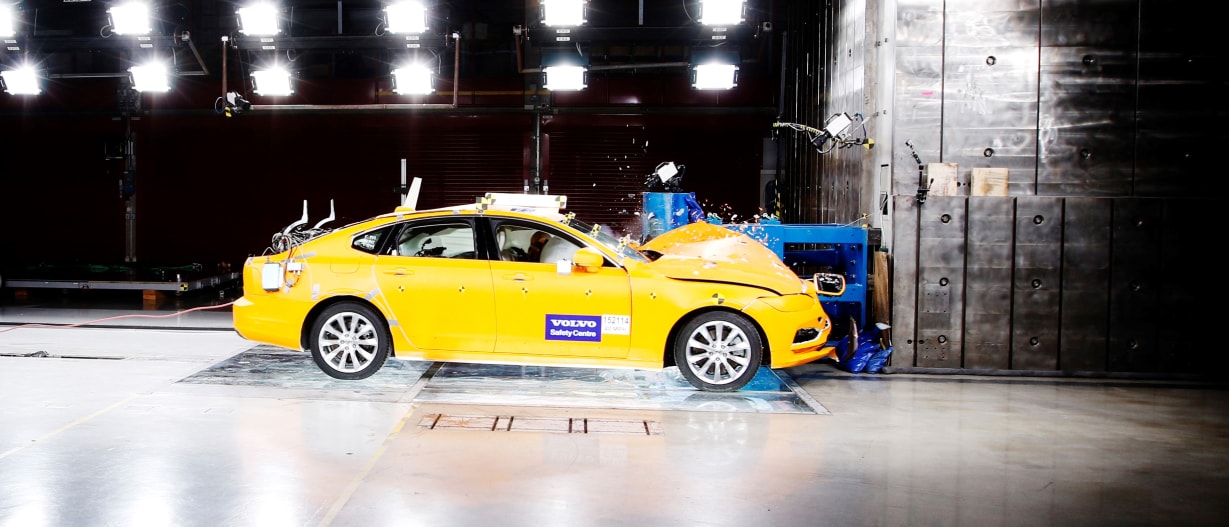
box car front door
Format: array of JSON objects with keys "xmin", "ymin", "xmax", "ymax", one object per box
[
  {"xmin": 372, "ymin": 218, "xmax": 496, "ymax": 352},
  {"xmin": 487, "ymin": 219, "xmax": 631, "ymax": 358}
]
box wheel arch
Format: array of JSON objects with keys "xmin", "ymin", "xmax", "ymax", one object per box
[
  {"xmin": 299, "ymin": 295, "xmax": 396, "ymax": 356},
  {"xmin": 662, "ymin": 306, "xmax": 770, "ymax": 368}
]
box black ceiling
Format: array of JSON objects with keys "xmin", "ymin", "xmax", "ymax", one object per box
[{"xmin": 3, "ymin": 1, "xmax": 778, "ymax": 83}]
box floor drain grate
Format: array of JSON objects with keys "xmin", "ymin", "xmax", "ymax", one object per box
[{"xmin": 418, "ymin": 414, "xmax": 663, "ymax": 435}]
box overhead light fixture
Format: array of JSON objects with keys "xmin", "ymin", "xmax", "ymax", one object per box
[
  {"xmin": 1, "ymin": 65, "xmax": 41, "ymax": 95},
  {"xmin": 384, "ymin": 1, "xmax": 427, "ymax": 34},
  {"xmin": 692, "ymin": 63, "xmax": 738, "ymax": 90},
  {"xmin": 691, "ymin": 49, "xmax": 739, "ymax": 90},
  {"xmin": 251, "ymin": 67, "xmax": 294, "ymax": 96},
  {"xmin": 129, "ymin": 61, "xmax": 170, "ymax": 92},
  {"xmin": 699, "ymin": 0, "xmax": 745, "ymax": 26},
  {"xmin": 392, "ymin": 63, "xmax": 434, "ymax": 94},
  {"xmin": 541, "ymin": 0, "xmax": 586, "ymax": 27},
  {"xmin": 108, "ymin": 1, "xmax": 152, "ymax": 36},
  {"xmin": 541, "ymin": 51, "xmax": 587, "ymax": 91},
  {"xmin": 543, "ymin": 65, "xmax": 587, "ymax": 91},
  {"xmin": 1, "ymin": 4, "xmax": 16, "ymax": 38},
  {"xmin": 237, "ymin": 3, "xmax": 280, "ymax": 36}
]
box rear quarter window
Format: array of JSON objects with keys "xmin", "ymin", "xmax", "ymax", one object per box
[{"xmin": 352, "ymin": 226, "xmax": 393, "ymax": 254}]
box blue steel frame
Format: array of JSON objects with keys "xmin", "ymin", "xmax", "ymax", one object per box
[{"xmin": 722, "ymin": 221, "xmax": 868, "ymax": 334}]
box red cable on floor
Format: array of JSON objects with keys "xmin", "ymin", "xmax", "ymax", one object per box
[{"xmin": 0, "ymin": 301, "xmax": 236, "ymax": 333}]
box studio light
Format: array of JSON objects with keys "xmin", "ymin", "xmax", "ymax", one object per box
[
  {"xmin": 384, "ymin": 1, "xmax": 427, "ymax": 34},
  {"xmin": 129, "ymin": 61, "xmax": 170, "ymax": 92},
  {"xmin": 691, "ymin": 49, "xmax": 739, "ymax": 90},
  {"xmin": 699, "ymin": 0, "xmax": 745, "ymax": 26},
  {"xmin": 541, "ymin": 0, "xmax": 586, "ymax": 27},
  {"xmin": 392, "ymin": 63, "xmax": 434, "ymax": 94},
  {"xmin": 543, "ymin": 65, "xmax": 586, "ymax": 91},
  {"xmin": 1, "ymin": 4, "xmax": 16, "ymax": 38},
  {"xmin": 692, "ymin": 63, "xmax": 738, "ymax": 90},
  {"xmin": 251, "ymin": 67, "xmax": 293, "ymax": 96},
  {"xmin": 1, "ymin": 65, "xmax": 41, "ymax": 95},
  {"xmin": 237, "ymin": 3, "xmax": 280, "ymax": 36},
  {"xmin": 108, "ymin": 1, "xmax": 152, "ymax": 36}
]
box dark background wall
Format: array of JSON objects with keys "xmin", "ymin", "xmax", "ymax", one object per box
[{"xmin": 0, "ymin": 1, "xmax": 785, "ymax": 272}]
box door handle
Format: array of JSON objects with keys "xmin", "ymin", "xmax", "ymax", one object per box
[
  {"xmin": 384, "ymin": 268, "xmax": 413, "ymax": 276},
  {"xmin": 503, "ymin": 273, "xmax": 532, "ymax": 282}
]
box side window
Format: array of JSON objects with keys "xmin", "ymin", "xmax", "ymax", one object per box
[
  {"xmin": 352, "ymin": 225, "xmax": 393, "ymax": 255},
  {"xmin": 492, "ymin": 221, "xmax": 588, "ymax": 265},
  {"xmin": 391, "ymin": 222, "xmax": 476, "ymax": 259},
  {"xmin": 494, "ymin": 224, "xmax": 553, "ymax": 262}
]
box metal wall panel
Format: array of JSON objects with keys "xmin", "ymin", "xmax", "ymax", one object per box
[
  {"xmin": 963, "ymin": 197, "xmax": 1014, "ymax": 369},
  {"xmin": 882, "ymin": 0, "xmax": 1217, "ymax": 376},
  {"xmin": 891, "ymin": 195, "xmax": 920, "ymax": 367},
  {"xmin": 1037, "ymin": 46, "xmax": 1136, "ymax": 196},
  {"xmin": 1133, "ymin": 80, "xmax": 1221, "ymax": 198},
  {"xmin": 941, "ymin": 3, "xmax": 1039, "ymax": 195},
  {"xmin": 895, "ymin": 0, "xmax": 945, "ymax": 47},
  {"xmin": 1107, "ymin": 198, "xmax": 1162, "ymax": 372},
  {"xmin": 1041, "ymin": 0, "xmax": 1139, "ymax": 47},
  {"xmin": 893, "ymin": 0, "xmax": 944, "ymax": 201},
  {"xmin": 821, "ymin": 0, "xmax": 869, "ymax": 224},
  {"xmin": 941, "ymin": 44, "xmax": 1040, "ymax": 195},
  {"xmin": 1011, "ymin": 197, "xmax": 1062, "ymax": 370},
  {"xmin": 945, "ymin": 0, "xmax": 1041, "ymax": 48},
  {"xmin": 1059, "ymin": 198, "xmax": 1111, "ymax": 371},
  {"xmin": 1133, "ymin": 1, "xmax": 1223, "ymax": 198},
  {"xmin": 1156, "ymin": 200, "xmax": 1209, "ymax": 373},
  {"xmin": 915, "ymin": 196, "xmax": 966, "ymax": 368},
  {"xmin": 892, "ymin": 46, "xmax": 944, "ymax": 198}
]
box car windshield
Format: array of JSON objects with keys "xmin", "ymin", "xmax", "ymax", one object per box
[{"xmin": 561, "ymin": 215, "xmax": 650, "ymax": 264}]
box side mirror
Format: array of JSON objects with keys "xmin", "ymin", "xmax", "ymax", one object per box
[
  {"xmin": 572, "ymin": 247, "xmax": 604, "ymax": 272},
  {"xmin": 813, "ymin": 272, "xmax": 846, "ymax": 296}
]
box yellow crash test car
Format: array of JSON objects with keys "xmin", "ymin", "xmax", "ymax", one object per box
[{"xmin": 233, "ymin": 193, "xmax": 845, "ymax": 391}]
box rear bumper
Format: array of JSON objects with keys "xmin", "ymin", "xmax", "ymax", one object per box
[{"xmin": 232, "ymin": 296, "xmax": 304, "ymax": 351}]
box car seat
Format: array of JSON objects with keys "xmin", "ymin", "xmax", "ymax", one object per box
[{"xmin": 496, "ymin": 230, "xmax": 518, "ymax": 261}]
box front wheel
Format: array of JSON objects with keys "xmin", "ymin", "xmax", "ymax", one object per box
[
  {"xmin": 674, "ymin": 312, "xmax": 764, "ymax": 392},
  {"xmin": 309, "ymin": 302, "xmax": 389, "ymax": 380}
]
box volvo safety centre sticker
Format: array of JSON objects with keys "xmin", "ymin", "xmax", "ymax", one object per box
[
  {"xmin": 546, "ymin": 314, "xmax": 602, "ymax": 342},
  {"xmin": 545, "ymin": 314, "xmax": 631, "ymax": 341}
]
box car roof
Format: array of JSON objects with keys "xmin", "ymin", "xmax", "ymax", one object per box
[{"xmin": 378, "ymin": 193, "xmax": 570, "ymax": 224}]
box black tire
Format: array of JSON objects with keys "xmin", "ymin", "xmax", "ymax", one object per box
[
  {"xmin": 308, "ymin": 302, "xmax": 390, "ymax": 380},
  {"xmin": 673, "ymin": 311, "xmax": 764, "ymax": 392}
]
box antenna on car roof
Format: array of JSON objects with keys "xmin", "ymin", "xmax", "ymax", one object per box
[
  {"xmin": 312, "ymin": 199, "xmax": 336, "ymax": 229},
  {"xmin": 282, "ymin": 200, "xmax": 309, "ymax": 235},
  {"xmin": 401, "ymin": 177, "xmax": 422, "ymax": 210}
]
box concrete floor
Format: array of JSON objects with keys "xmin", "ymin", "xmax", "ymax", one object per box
[{"xmin": 2, "ymin": 291, "xmax": 1228, "ymax": 527}]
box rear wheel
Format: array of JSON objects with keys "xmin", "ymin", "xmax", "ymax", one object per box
[
  {"xmin": 674, "ymin": 312, "xmax": 763, "ymax": 392},
  {"xmin": 309, "ymin": 302, "xmax": 389, "ymax": 380}
]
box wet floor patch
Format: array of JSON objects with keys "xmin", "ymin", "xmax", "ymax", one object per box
[
  {"xmin": 180, "ymin": 347, "xmax": 828, "ymax": 414},
  {"xmin": 178, "ymin": 345, "xmax": 430, "ymax": 393},
  {"xmin": 414, "ymin": 363, "xmax": 829, "ymax": 414}
]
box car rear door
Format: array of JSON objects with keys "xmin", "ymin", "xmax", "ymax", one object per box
[{"xmin": 372, "ymin": 218, "xmax": 497, "ymax": 352}]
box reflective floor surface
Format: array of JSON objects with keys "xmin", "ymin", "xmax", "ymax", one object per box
[
  {"xmin": 179, "ymin": 345, "xmax": 827, "ymax": 414},
  {"xmin": 2, "ymin": 298, "xmax": 1229, "ymax": 526}
]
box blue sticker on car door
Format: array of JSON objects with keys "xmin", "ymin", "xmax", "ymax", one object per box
[{"xmin": 545, "ymin": 314, "xmax": 602, "ymax": 342}]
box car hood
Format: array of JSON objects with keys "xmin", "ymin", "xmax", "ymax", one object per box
[{"xmin": 639, "ymin": 222, "xmax": 803, "ymax": 295}]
